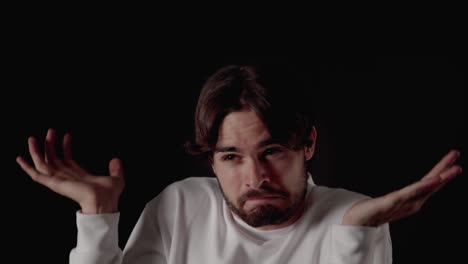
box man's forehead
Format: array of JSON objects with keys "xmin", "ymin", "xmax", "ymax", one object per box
[
  {"xmin": 214, "ymin": 138, "xmax": 280, "ymax": 153},
  {"xmin": 216, "ymin": 125, "xmax": 271, "ymax": 146},
  {"xmin": 215, "ymin": 110, "xmax": 278, "ymax": 150},
  {"xmin": 219, "ymin": 110, "xmax": 264, "ymax": 129}
]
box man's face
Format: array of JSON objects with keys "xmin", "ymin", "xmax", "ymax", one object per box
[{"xmin": 211, "ymin": 110, "xmax": 315, "ymax": 230}]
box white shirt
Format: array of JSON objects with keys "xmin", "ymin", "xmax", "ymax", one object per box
[{"xmin": 70, "ymin": 176, "xmax": 392, "ymax": 263}]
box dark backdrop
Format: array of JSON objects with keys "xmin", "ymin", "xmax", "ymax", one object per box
[{"xmin": 4, "ymin": 55, "xmax": 465, "ymax": 263}]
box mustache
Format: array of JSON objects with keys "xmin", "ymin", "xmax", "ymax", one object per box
[{"xmin": 239, "ymin": 185, "xmax": 289, "ymax": 205}]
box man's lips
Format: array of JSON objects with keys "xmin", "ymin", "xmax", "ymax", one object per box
[
  {"xmin": 244, "ymin": 196, "xmax": 286, "ymax": 207},
  {"xmin": 247, "ymin": 195, "xmax": 285, "ymax": 201},
  {"xmin": 239, "ymin": 188, "xmax": 289, "ymax": 206}
]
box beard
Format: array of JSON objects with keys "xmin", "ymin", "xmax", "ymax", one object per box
[{"xmin": 217, "ymin": 171, "xmax": 308, "ymax": 228}]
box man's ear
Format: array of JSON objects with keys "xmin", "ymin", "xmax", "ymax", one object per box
[{"xmin": 304, "ymin": 126, "xmax": 317, "ymax": 161}]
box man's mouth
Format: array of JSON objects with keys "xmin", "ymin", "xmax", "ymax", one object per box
[
  {"xmin": 247, "ymin": 195, "xmax": 284, "ymax": 201},
  {"xmin": 244, "ymin": 196, "xmax": 286, "ymax": 208}
]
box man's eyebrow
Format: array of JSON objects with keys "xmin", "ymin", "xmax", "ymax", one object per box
[
  {"xmin": 214, "ymin": 139, "xmax": 280, "ymax": 153},
  {"xmin": 214, "ymin": 146, "xmax": 237, "ymax": 153},
  {"xmin": 257, "ymin": 138, "xmax": 279, "ymax": 148}
]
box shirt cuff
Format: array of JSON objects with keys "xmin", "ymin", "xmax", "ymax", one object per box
[{"xmin": 76, "ymin": 210, "xmax": 120, "ymax": 252}]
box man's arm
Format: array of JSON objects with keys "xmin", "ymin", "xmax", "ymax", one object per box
[
  {"xmin": 70, "ymin": 212, "xmax": 123, "ymax": 264},
  {"xmin": 327, "ymin": 149, "xmax": 460, "ymax": 263},
  {"xmin": 17, "ymin": 128, "xmax": 125, "ymax": 264},
  {"xmin": 329, "ymin": 223, "xmax": 392, "ymax": 263},
  {"xmin": 342, "ymin": 149, "xmax": 461, "ymax": 227}
]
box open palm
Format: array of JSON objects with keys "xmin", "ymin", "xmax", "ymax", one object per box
[
  {"xmin": 342, "ymin": 150, "xmax": 462, "ymax": 226},
  {"xmin": 16, "ymin": 128, "xmax": 125, "ymax": 214}
]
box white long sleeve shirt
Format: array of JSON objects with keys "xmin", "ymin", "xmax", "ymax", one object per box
[{"xmin": 70, "ymin": 177, "xmax": 392, "ymax": 263}]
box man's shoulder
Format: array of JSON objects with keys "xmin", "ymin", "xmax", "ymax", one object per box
[
  {"xmin": 307, "ymin": 185, "xmax": 370, "ymax": 218},
  {"xmin": 142, "ymin": 177, "xmax": 222, "ymax": 227},
  {"xmin": 313, "ymin": 185, "xmax": 369, "ymax": 201},
  {"xmin": 146, "ymin": 177, "xmax": 221, "ymax": 208},
  {"xmin": 167, "ymin": 176, "xmax": 219, "ymax": 193},
  {"xmin": 311, "ymin": 185, "xmax": 369, "ymax": 206}
]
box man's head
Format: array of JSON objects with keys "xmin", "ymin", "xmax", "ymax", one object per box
[{"xmin": 188, "ymin": 61, "xmax": 316, "ymax": 229}]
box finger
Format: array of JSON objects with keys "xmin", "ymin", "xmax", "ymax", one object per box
[
  {"xmin": 63, "ymin": 133, "xmax": 73, "ymax": 160},
  {"xmin": 418, "ymin": 165, "xmax": 462, "ymax": 206},
  {"xmin": 439, "ymin": 164, "xmax": 462, "ymax": 183},
  {"xmin": 410, "ymin": 150, "xmax": 461, "ymax": 208},
  {"xmin": 17, "ymin": 156, "xmax": 37, "ymax": 176},
  {"xmin": 422, "ymin": 164, "xmax": 462, "ymax": 196},
  {"xmin": 393, "ymin": 176, "xmax": 442, "ymax": 204},
  {"xmin": 376, "ymin": 178, "xmax": 440, "ymax": 224},
  {"xmin": 422, "ymin": 150, "xmax": 460, "ymax": 180},
  {"xmin": 109, "ymin": 158, "xmax": 124, "ymax": 178},
  {"xmin": 28, "ymin": 136, "xmax": 52, "ymax": 174},
  {"xmin": 45, "ymin": 128, "xmax": 59, "ymax": 168},
  {"xmin": 390, "ymin": 175, "xmax": 455, "ymax": 221},
  {"xmin": 16, "ymin": 156, "xmax": 54, "ymax": 186},
  {"xmin": 61, "ymin": 133, "xmax": 91, "ymax": 177}
]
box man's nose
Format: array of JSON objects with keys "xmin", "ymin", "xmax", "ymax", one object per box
[{"xmin": 245, "ymin": 159, "xmax": 270, "ymax": 189}]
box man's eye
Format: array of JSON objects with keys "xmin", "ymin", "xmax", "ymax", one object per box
[
  {"xmin": 264, "ymin": 148, "xmax": 282, "ymax": 156},
  {"xmin": 222, "ymin": 154, "xmax": 237, "ymax": 161}
]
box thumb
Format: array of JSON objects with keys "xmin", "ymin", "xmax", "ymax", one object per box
[{"xmin": 109, "ymin": 158, "xmax": 124, "ymax": 178}]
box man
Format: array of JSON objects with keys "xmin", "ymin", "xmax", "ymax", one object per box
[{"xmin": 16, "ymin": 60, "xmax": 462, "ymax": 263}]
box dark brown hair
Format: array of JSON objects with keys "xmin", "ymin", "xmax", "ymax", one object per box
[{"xmin": 186, "ymin": 60, "xmax": 315, "ymax": 159}]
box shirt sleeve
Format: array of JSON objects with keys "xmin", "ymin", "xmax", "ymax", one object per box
[
  {"xmin": 328, "ymin": 223, "xmax": 392, "ymax": 264},
  {"xmin": 69, "ymin": 211, "xmax": 122, "ymax": 264},
  {"xmin": 120, "ymin": 203, "xmax": 167, "ymax": 263},
  {"xmin": 69, "ymin": 204, "xmax": 168, "ymax": 264}
]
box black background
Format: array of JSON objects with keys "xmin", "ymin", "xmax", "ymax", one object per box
[{"xmin": 3, "ymin": 53, "xmax": 465, "ymax": 263}]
